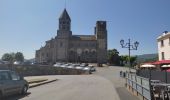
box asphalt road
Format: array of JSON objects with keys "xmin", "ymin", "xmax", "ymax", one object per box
[
  {"xmin": 5, "ymin": 75, "xmax": 120, "ymax": 100},
  {"xmin": 93, "ymin": 66, "xmax": 139, "ymax": 100},
  {"xmin": 4, "ymin": 66, "xmax": 139, "ymax": 100}
]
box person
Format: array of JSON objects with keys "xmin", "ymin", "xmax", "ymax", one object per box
[{"xmin": 120, "ymin": 71, "xmax": 122, "ymax": 77}]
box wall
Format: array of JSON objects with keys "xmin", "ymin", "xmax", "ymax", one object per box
[
  {"xmin": 0, "ymin": 64, "xmax": 88, "ymax": 76},
  {"xmin": 157, "ymin": 33, "xmax": 170, "ymax": 60}
]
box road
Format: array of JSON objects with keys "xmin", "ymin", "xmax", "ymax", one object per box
[
  {"xmin": 5, "ymin": 66, "xmax": 139, "ymax": 100},
  {"xmin": 5, "ymin": 75, "xmax": 120, "ymax": 100},
  {"xmin": 93, "ymin": 66, "xmax": 139, "ymax": 100}
]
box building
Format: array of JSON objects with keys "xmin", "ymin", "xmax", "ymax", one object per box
[
  {"xmin": 35, "ymin": 9, "xmax": 107, "ymax": 64},
  {"xmin": 157, "ymin": 31, "xmax": 170, "ymax": 60}
]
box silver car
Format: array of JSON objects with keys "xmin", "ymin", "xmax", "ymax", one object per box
[{"xmin": 0, "ymin": 70, "xmax": 29, "ymax": 98}]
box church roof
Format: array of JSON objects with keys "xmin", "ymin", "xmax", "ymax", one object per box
[
  {"xmin": 59, "ymin": 9, "xmax": 71, "ymax": 21},
  {"xmin": 72, "ymin": 35, "xmax": 96, "ymax": 40}
]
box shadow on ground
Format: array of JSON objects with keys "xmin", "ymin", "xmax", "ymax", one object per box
[
  {"xmin": 116, "ymin": 87, "xmax": 139, "ymax": 100},
  {"xmin": 2, "ymin": 92, "xmax": 31, "ymax": 100}
]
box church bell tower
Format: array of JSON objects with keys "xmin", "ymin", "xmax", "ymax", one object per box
[
  {"xmin": 57, "ymin": 9, "xmax": 72, "ymax": 38},
  {"xmin": 56, "ymin": 9, "xmax": 72, "ymax": 62}
]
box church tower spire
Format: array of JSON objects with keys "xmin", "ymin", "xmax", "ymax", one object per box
[
  {"xmin": 57, "ymin": 9, "xmax": 72, "ymax": 38},
  {"xmin": 59, "ymin": 9, "xmax": 71, "ymax": 31}
]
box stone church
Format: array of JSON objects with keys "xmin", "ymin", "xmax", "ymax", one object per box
[{"xmin": 35, "ymin": 9, "xmax": 107, "ymax": 64}]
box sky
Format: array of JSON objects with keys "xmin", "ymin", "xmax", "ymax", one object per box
[{"xmin": 0, "ymin": 0, "xmax": 170, "ymax": 59}]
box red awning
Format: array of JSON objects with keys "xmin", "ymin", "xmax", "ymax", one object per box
[
  {"xmin": 152, "ymin": 60, "xmax": 170, "ymax": 65},
  {"xmin": 166, "ymin": 68, "xmax": 170, "ymax": 72}
]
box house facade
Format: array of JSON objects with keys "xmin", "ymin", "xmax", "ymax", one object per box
[
  {"xmin": 157, "ymin": 31, "xmax": 170, "ymax": 60},
  {"xmin": 35, "ymin": 9, "xmax": 107, "ymax": 64}
]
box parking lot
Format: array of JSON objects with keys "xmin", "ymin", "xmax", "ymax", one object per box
[{"xmin": 53, "ymin": 62, "xmax": 96, "ymax": 73}]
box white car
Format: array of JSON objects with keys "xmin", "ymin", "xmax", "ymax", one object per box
[
  {"xmin": 53, "ymin": 63, "xmax": 63, "ymax": 67},
  {"xmin": 67, "ymin": 64, "xmax": 77, "ymax": 69},
  {"xmin": 83, "ymin": 67, "xmax": 90, "ymax": 71},
  {"xmin": 75, "ymin": 66, "xmax": 84, "ymax": 70},
  {"xmin": 13, "ymin": 61, "xmax": 21, "ymax": 65},
  {"xmin": 60, "ymin": 64, "xmax": 70, "ymax": 68}
]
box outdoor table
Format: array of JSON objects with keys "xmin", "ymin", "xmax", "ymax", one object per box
[
  {"xmin": 151, "ymin": 83, "xmax": 170, "ymax": 100},
  {"xmin": 151, "ymin": 80, "xmax": 161, "ymax": 83}
]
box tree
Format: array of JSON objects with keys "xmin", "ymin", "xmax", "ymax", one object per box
[
  {"xmin": 119, "ymin": 55, "xmax": 137, "ymax": 67},
  {"xmin": 15, "ymin": 52, "xmax": 24, "ymax": 62},
  {"xmin": 130, "ymin": 56, "xmax": 137, "ymax": 67},
  {"xmin": 107, "ymin": 49, "xmax": 120, "ymax": 65},
  {"xmin": 120, "ymin": 55, "xmax": 128, "ymax": 66},
  {"xmin": 1, "ymin": 52, "xmax": 24, "ymax": 63},
  {"xmin": 1, "ymin": 53, "xmax": 15, "ymax": 63}
]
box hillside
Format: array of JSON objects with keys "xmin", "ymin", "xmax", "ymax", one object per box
[{"xmin": 136, "ymin": 53, "xmax": 158, "ymax": 63}]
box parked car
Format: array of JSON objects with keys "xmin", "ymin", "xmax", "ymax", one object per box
[
  {"xmin": 75, "ymin": 66, "xmax": 84, "ymax": 70},
  {"xmin": 0, "ymin": 70, "xmax": 29, "ymax": 98},
  {"xmin": 53, "ymin": 63, "xmax": 63, "ymax": 67},
  {"xmin": 83, "ymin": 66, "xmax": 96, "ymax": 74},
  {"xmin": 60, "ymin": 64, "xmax": 70, "ymax": 68},
  {"xmin": 89, "ymin": 66, "xmax": 96, "ymax": 72},
  {"xmin": 67, "ymin": 64, "xmax": 77, "ymax": 69},
  {"xmin": 13, "ymin": 61, "xmax": 22, "ymax": 65}
]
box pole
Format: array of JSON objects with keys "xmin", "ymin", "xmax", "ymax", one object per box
[{"xmin": 128, "ymin": 39, "xmax": 131, "ymax": 72}]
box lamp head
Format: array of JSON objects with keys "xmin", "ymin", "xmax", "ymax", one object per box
[
  {"xmin": 134, "ymin": 41, "xmax": 139, "ymax": 48},
  {"xmin": 120, "ymin": 39, "xmax": 124, "ymax": 47}
]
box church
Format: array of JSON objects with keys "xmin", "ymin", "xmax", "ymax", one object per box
[{"xmin": 35, "ymin": 9, "xmax": 107, "ymax": 64}]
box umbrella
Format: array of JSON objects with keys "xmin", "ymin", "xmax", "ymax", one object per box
[
  {"xmin": 162, "ymin": 65, "xmax": 170, "ymax": 68},
  {"xmin": 140, "ymin": 64, "xmax": 156, "ymax": 68}
]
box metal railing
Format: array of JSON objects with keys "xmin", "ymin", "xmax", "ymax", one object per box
[{"xmin": 125, "ymin": 72, "xmax": 151, "ymax": 100}]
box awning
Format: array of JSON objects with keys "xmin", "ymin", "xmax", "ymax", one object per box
[
  {"xmin": 166, "ymin": 68, "xmax": 170, "ymax": 72},
  {"xmin": 152, "ymin": 60, "xmax": 170, "ymax": 65},
  {"xmin": 161, "ymin": 65, "xmax": 170, "ymax": 68},
  {"xmin": 140, "ymin": 64, "xmax": 156, "ymax": 68}
]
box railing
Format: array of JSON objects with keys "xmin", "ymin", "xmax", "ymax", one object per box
[{"xmin": 125, "ymin": 72, "xmax": 151, "ymax": 100}]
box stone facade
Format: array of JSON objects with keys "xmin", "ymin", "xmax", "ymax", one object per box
[{"xmin": 35, "ymin": 9, "xmax": 107, "ymax": 64}]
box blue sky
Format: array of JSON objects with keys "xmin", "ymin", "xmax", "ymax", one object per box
[{"xmin": 0, "ymin": 0, "xmax": 170, "ymax": 59}]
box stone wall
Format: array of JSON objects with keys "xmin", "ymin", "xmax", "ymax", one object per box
[{"xmin": 0, "ymin": 64, "xmax": 88, "ymax": 76}]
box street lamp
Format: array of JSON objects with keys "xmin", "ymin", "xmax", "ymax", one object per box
[{"xmin": 120, "ymin": 39, "xmax": 139, "ymax": 71}]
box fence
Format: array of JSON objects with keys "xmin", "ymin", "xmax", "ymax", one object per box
[
  {"xmin": 137, "ymin": 70, "xmax": 170, "ymax": 83},
  {"xmin": 125, "ymin": 72, "xmax": 151, "ymax": 100}
]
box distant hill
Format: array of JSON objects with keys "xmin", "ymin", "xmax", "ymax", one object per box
[
  {"xmin": 136, "ymin": 53, "xmax": 158, "ymax": 63},
  {"xmin": 24, "ymin": 58, "xmax": 35, "ymax": 62}
]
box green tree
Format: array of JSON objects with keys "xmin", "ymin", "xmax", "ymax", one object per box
[
  {"xmin": 120, "ymin": 55, "xmax": 128, "ymax": 66},
  {"xmin": 119, "ymin": 55, "xmax": 137, "ymax": 67},
  {"xmin": 1, "ymin": 53, "xmax": 15, "ymax": 63},
  {"xmin": 107, "ymin": 49, "xmax": 120, "ymax": 65},
  {"xmin": 130, "ymin": 56, "xmax": 137, "ymax": 67},
  {"xmin": 15, "ymin": 52, "xmax": 24, "ymax": 62}
]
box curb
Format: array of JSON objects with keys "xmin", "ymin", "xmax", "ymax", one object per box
[
  {"xmin": 29, "ymin": 79, "xmax": 58, "ymax": 88},
  {"xmin": 28, "ymin": 79, "xmax": 48, "ymax": 84}
]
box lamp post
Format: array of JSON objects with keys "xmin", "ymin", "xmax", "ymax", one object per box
[{"xmin": 120, "ymin": 39, "xmax": 139, "ymax": 71}]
